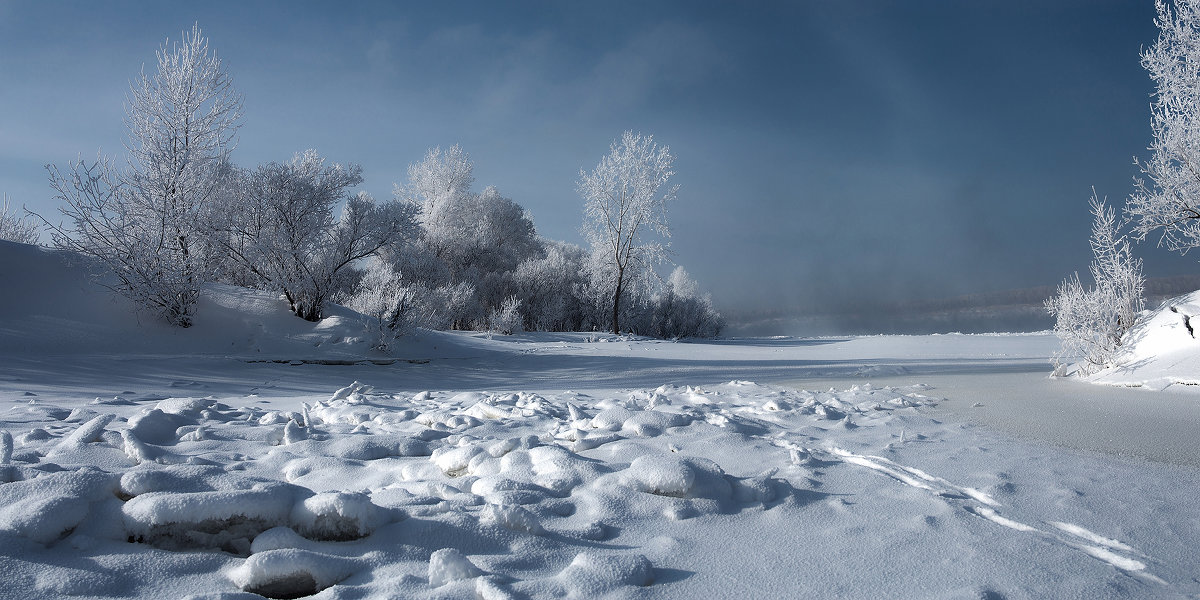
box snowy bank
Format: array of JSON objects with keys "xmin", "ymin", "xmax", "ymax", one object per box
[{"xmin": 1087, "ymin": 290, "xmax": 1200, "ymax": 390}]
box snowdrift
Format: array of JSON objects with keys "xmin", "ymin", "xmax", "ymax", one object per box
[
  {"xmin": 0, "ymin": 240, "xmax": 471, "ymax": 361},
  {"xmin": 1088, "ymin": 290, "xmax": 1200, "ymax": 389}
]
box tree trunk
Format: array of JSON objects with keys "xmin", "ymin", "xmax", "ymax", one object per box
[{"xmin": 611, "ymin": 267, "xmax": 624, "ymax": 335}]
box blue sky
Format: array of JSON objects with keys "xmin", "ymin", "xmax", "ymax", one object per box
[{"xmin": 1, "ymin": 0, "xmax": 1194, "ymax": 315}]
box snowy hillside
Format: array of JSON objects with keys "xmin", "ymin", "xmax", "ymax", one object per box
[
  {"xmin": 0, "ymin": 239, "xmax": 479, "ymax": 361},
  {"xmin": 1087, "ymin": 291, "xmax": 1200, "ymax": 390},
  {"xmin": 3, "ymin": 240, "xmax": 1200, "ymax": 599}
]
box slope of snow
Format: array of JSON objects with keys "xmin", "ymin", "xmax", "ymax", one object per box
[
  {"xmin": 0, "ymin": 239, "xmax": 477, "ymax": 361},
  {"xmin": 1088, "ymin": 291, "xmax": 1200, "ymax": 390},
  {"xmin": 3, "ymin": 240, "xmax": 1200, "ymax": 598}
]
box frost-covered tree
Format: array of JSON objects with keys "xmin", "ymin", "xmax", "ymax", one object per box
[
  {"xmin": 513, "ymin": 240, "xmax": 589, "ymax": 331},
  {"xmin": 42, "ymin": 24, "xmax": 241, "ymax": 326},
  {"xmin": 209, "ymin": 150, "xmax": 417, "ymax": 321},
  {"xmin": 650, "ymin": 266, "xmax": 725, "ymax": 339},
  {"xmin": 1128, "ymin": 0, "xmax": 1200, "ymax": 253},
  {"xmin": 390, "ymin": 145, "xmax": 542, "ymax": 328},
  {"xmin": 401, "ymin": 147, "xmax": 541, "ymax": 277},
  {"xmin": 404, "ymin": 145, "xmax": 475, "ymax": 225},
  {"xmin": 399, "ymin": 145, "xmax": 478, "ymax": 275},
  {"xmin": 0, "ymin": 195, "xmax": 39, "ymax": 244},
  {"xmin": 579, "ymin": 131, "xmax": 678, "ymax": 334},
  {"xmin": 344, "ymin": 258, "xmax": 417, "ymax": 350},
  {"xmin": 1047, "ymin": 195, "xmax": 1145, "ymax": 375}
]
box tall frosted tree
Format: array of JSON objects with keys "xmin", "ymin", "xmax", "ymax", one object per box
[
  {"xmin": 45, "ymin": 24, "xmax": 242, "ymax": 326},
  {"xmin": 579, "ymin": 131, "xmax": 678, "ymax": 334},
  {"xmin": 1128, "ymin": 0, "xmax": 1200, "ymax": 252}
]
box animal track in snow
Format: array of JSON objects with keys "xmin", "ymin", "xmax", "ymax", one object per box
[
  {"xmin": 827, "ymin": 448, "xmax": 1166, "ymax": 585},
  {"xmin": 828, "ymin": 448, "xmax": 999, "ymax": 507}
]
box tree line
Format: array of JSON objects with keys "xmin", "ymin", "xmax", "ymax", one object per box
[{"xmin": 18, "ymin": 25, "xmax": 722, "ymax": 344}]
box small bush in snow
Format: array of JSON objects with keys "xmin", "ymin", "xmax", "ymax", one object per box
[
  {"xmin": 344, "ymin": 260, "xmax": 416, "ymax": 351},
  {"xmin": 398, "ymin": 281, "xmax": 478, "ymax": 331},
  {"xmin": 489, "ymin": 296, "xmax": 523, "ymax": 335},
  {"xmin": 1046, "ymin": 195, "xmax": 1145, "ymax": 375},
  {"xmin": 650, "ymin": 267, "xmax": 724, "ymax": 339},
  {"xmin": 0, "ymin": 196, "xmax": 39, "ymax": 245}
]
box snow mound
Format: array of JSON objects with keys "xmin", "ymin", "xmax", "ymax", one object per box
[
  {"xmin": 619, "ymin": 454, "xmax": 699, "ymax": 497},
  {"xmin": 1089, "ymin": 290, "xmax": 1200, "ymax": 389},
  {"xmin": 428, "ymin": 548, "xmax": 484, "ymax": 587},
  {"xmin": 122, "ymin": 486, "xmax": 302, "ymax": 553},
  {"xmin": 290, "ymin": 492, "xmax": 389, "ymax": 541},
  {"xmin": 0, "ymin": 469, "xmax": 116, "ymax": 543},
  {"xmin": 557, "ymin": 552, "xmax": 654, "ymax": 595},
  {"xmin": 229, "ymin": 549, "xmax": 361, "ymax": 598}
]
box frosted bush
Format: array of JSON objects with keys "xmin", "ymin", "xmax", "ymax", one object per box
[
  {"xmin": 0, "ymin": 195, "xmax": 39, "ymax": 244},
  {"xmin": 1047, "ymin": 195, "xmax": 1145, "ymax": 375},
  {"xmin": 489, "ymin": 296, "xmax": 523, "ymax": 335},
  {"xmin": 345, "ymin": 259, "xmax": 417, "ymax": 350}
]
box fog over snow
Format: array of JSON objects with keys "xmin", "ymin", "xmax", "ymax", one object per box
[{"xmin": 2, "ymin": 1, "xmax": 1198, "ymax": 325}]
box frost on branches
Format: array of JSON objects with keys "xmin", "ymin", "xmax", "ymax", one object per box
[
  {"xmin": 579, "ymin": 131, "xmax": 678, "ymax": 335},
  {"xmin": 0, "ymin": 195, "xmax": 39, "ymax": 244},
  {"xmin": 1047, "ymin": 196, "xmax": 1146, "ymax": 376},
  {"xmin": 209, "ymin": 150, "xmax": 417, "ymax": 322},
  {"xmin": 1129, "ymin": 0, "xmax": 1200, "ymax": 254},
  {"xmin": 344, "ymin": 259, "xmax": 417, "ymax": 350},
  {"xmin": 488, "ymin": 296, "xmax": 523, "ymax": 336},
  {"xmin": 650, "ymin": 267, "xmax": 725, "ymax": 339},
  {"xmin": 388, "ymin": 146, "xmax": 542, "ymax": 330},
  {"xmin": 43, "ymin": 24, "xmax": 242, "ymax": 327}
]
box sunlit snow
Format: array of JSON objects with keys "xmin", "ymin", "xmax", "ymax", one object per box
[{"xmin": 2, "ymin": 239, "xmax": 1200, "ymax": 598}]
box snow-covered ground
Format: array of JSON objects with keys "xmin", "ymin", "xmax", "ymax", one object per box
[{"xmin": 3, "ymin": 240, "xmax": 1200, "ymax": 599}]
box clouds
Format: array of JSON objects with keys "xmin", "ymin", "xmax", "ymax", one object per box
[
  {"xmin": 359, "ymin": 17, "xmax": 726, "ymax": 127},
  {"xmin": 4, "ymin": 0, "xmax": 1199, "ymax": 326},
  {"xmin": 582, "ymin": 22, "xmax": 729, "ymax": 114}
]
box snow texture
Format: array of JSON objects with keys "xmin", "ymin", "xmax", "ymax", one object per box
[{"xmin": 2, "ymin": 240, "xmax": 1200, "ymax": 598}]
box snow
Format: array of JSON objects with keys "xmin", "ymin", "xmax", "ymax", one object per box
[
  {"xmin": 1089, "ymin": 290, "xmax": 1200, "ymax": 389},
  {"xmin": 427, "ymin": 548, "xmax": 484, "ymax": 587},
  {"xmin": 3, "ymin": 239, "xmax": 1200, "ymax": 598}
]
